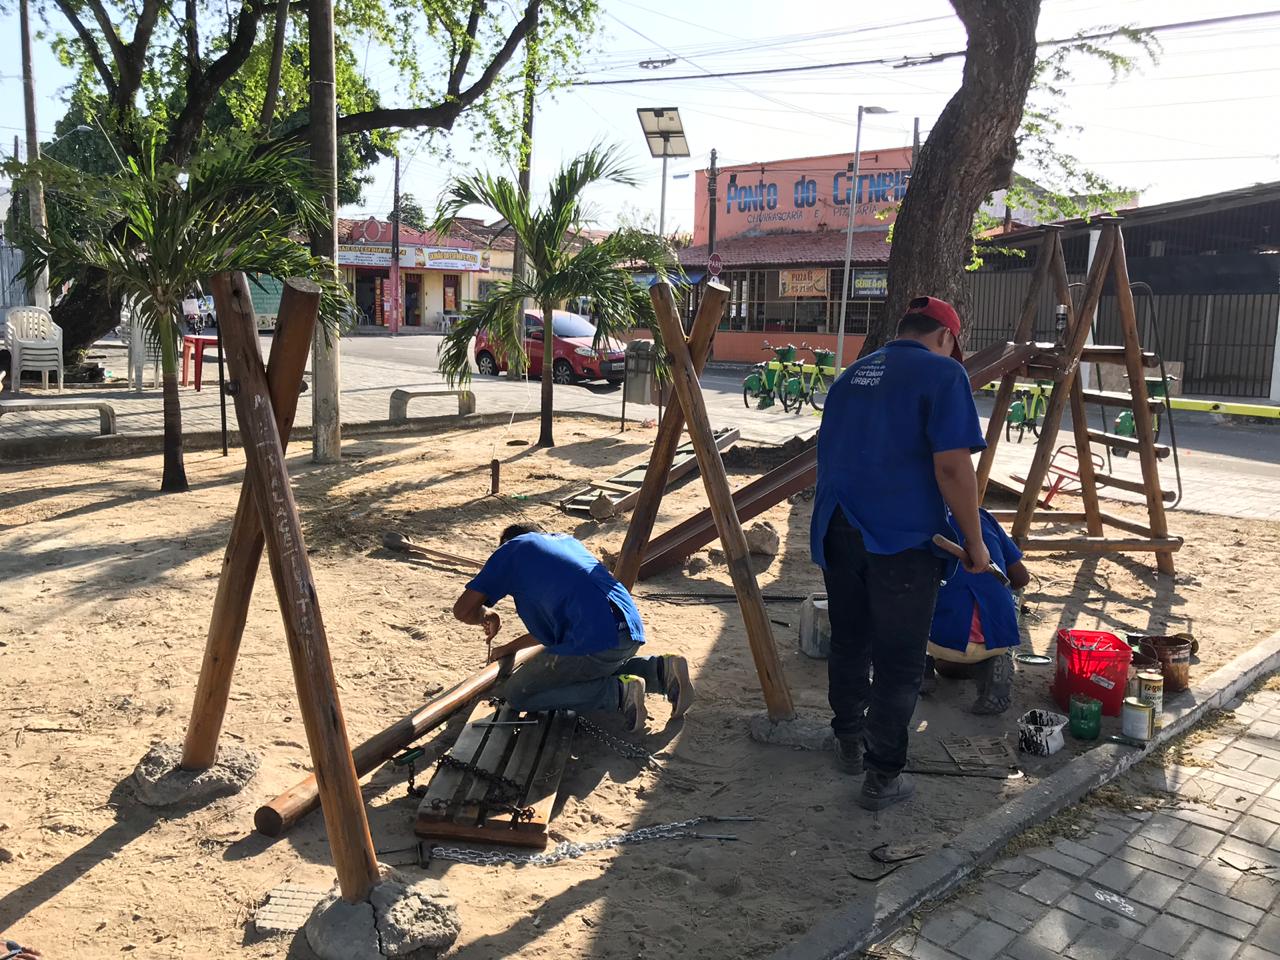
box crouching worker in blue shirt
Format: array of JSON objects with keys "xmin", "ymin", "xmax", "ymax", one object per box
[
  {"xmin": 452, "ymin": 525, "xmax": 694, "ymax": 733},
  {"xmin": 813, "ymin": 296, "xmax": 990, "ymax": 811},
  {"xmin": 921, "ymin": 509, "xmax": 1030, "ymax": 715}
]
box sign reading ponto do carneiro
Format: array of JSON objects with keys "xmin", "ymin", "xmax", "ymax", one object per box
[{"xmin": 693, "ymin": 147, "xmax": 913, "ymax": 246}]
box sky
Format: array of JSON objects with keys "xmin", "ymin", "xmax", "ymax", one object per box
[{"xmin": 2, "ymin": 0, "xmax": 1278, "ymax": 239}]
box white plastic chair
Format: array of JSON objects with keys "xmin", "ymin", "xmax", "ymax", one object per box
[
  {"xmin": 4, "ymin": 306, "xmax": 63, "ymax": 394},
  {"xmin": 117, "ymin": 301, "xmax": 161, "ymax": 392}
]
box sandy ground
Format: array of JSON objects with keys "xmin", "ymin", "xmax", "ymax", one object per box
[{"xmin": 2, "ymin": 416, "xmax": 1279, "ymax": 959}]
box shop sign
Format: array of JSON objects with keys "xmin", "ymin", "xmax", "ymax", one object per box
[
  {"xmin": 853, "ymin": 270, "xmax": 888, "ymax": 298},
  {"xmin": 779, "ymin": 268, "xmax": 828, "ymax": 298},
  {"xmin": 337, "ymin": 244, "xmax": 484, "ymax": 271}
]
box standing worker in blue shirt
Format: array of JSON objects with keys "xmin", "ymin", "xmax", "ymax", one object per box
[
  {"xmin": 452, "ymin": 525, "xmax": 694, "ymax": 733},
  {"xmin": 812, "ymin": 296, "xmax": 990, "ymax": 810}
]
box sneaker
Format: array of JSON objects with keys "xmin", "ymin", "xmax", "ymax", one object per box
[
  {"xmin": 618, "ymin": 675, "xmax": 647, "ymax": 733},
  {"xmin": 658, "ymin": 655, "xmax": 695, "ymax": 719},
  {"xmin": 857, "ymin": 771, "xmax": 915, "ymax": 811},
  {"xmin": 834, "ymin": 736, "xmax": 863, "ymax": 775},
  {"xmin": 920, "ymin": 656, "xmax": 937, "ymax": 696}
]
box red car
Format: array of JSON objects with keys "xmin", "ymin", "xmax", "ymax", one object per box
[{"xmin": 473, "ymin": 309, "xmax": 626, "ymax": 385}]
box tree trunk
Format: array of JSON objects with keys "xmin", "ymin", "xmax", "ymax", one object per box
[
  {"xmin": 537, "ymin": 300, "xmax": 555, "ymax": 447},
  {"xmin": 860, "ymin": 0, "xmax": 1042, "ymax": 358},
  {"xmin": 258, "ymin": 0, "xmax": 291, "ymax": 135},
  {"xmin": 157, "ymin": 322, "xmax": 189, "ymax": 492},
  {"xmin": 53, "ymin": 268, "xmax": 123, "ymax": 364}
]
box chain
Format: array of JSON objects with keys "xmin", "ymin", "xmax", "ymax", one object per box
[
  {"xmin": 575, "ymin": 715, "xmax": 658, "ymax": 766},
  {"xmin": 427, "ymin": 816, "xmax": 752, "ymax": 868},
  {"xmin": 434, "ymin": 753, "xmax": 535, "ymax": 822}
]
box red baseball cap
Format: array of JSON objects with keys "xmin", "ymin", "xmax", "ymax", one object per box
[{"xmin": 905, "ymin": 296, "xmax": 964, "ymax": 361}]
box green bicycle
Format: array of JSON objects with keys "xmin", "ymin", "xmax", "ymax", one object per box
[
  {"xmin": 742, "ymin": 341, "xmax": 794, "ymax": 410},
  {"xmin": 779, "ymin": 343, "xmax": 835, "ymax": 413},
  {"xmin": 1005, "ymin": 381, "xmax": 1050, "ymax": 443}
]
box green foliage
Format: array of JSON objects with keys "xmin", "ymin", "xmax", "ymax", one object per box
[
  {"xmin": 9, "ymin": 132, "xmax": 351, "ymax": 345},
  {"xmin": 433, "ymin": 144, "xmax": 678, "ymax": 389},
  {"xmin": 391, "ymin": 193, "xmax": 429, "ymax": 231}
]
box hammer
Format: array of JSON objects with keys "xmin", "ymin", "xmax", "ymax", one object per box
[
  {"xmin": 381, "ymin": 531, "xmax": 484, "ymax": 570},
  {"xmin": 932, "ymin": 534, "xmax": 1011, "ymax": 587}
]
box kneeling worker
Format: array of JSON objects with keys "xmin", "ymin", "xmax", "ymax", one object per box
[
  {"xmin": 922, "ymin": 508, "xmax": 1030, "ymax": 714},
  {"xmin": 452, "ymin": 525, "xmax": 694, "ymax": 732}
]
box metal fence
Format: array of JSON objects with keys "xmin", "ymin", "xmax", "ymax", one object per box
[
  {"xmin": 966, "ymin": 268, "xmax": 1279, "ymax": 399},
  {"xmin": 0, "ymin": 242, "xmax": 27, "ymax": 310}
]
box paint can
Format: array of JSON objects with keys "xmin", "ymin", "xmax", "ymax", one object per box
[
  {"xmin": 1121, "ymin": 697, "xmax": 1155, "ymax": 742},
  {"xmin": 1137, "ymin": 671, "xmax": 1165, "ymax": 729}
]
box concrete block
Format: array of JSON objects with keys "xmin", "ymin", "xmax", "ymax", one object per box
[
  {"xmin": 1024, "ymin": 910, "xmax": 1090, "ymax": 952},
  {"xmin": 1230, "ymin": 815, "xmax": 1279, "ymax": 846},
  {"xmin": 1006, "ymin": 937, "xmax": 1065, "ymax": 960},
  {"xmin": 1124, "ymin": 945, "xmax": 1175, "ymax": 960},
  {"xmin": 254, "ymin": 884, "xmax": 326, "ymax": 935},
  {"xmin": 1173, "ymin": 823, "xmax": 1226, "ymax": 858},
  {"xmin": 1125, "ymin": 872, "xmax": 1183, "ymax": 911},
  {"xmin": 1019, "ymin": 868, "xmax": 1076, "ymax": 905},
  {"xmin": 1165, "ymin": 899, "xmax": 1253, "ymax": 940},
  {"xmin": 130, "ymin": 741, "xmax": 258, "ymax": 807},
  {"xmin": 1135, "ymin": 814, "xmax": 1186, "ymax": 845},
  {"xmin": 1247, "ymin": 755, "xmax": 1280, "ymax": 779},
  {"xmin": 1115, "ymin": 846, "xmax": 1195, "ymax": 882},
  {"xmin": 1079, "ymin": 827, "xmax": 1134, "ymax": 857},
  {"xmin": 1137, "ymin": 915, "xmax": 1198, "ymax": 955},
  {"xmin": 1230, "ymin": 874, "xmax": 1280, "ymax": 912},
  {"xmin": 1185, "ymin": 929, "xmax": 1242, "ymax": 960},
  {"xmin": 1238, "ymin": 946, "xmax": 1280, "ymax": 960},
  {"xmin": 1054, "ymin": 838, "xmax": 1106, "ymax": 867},
  {"xmin": 1255, "ymin": 916, "xmax": 1280, "ymax": 955},
  {"xmin": 1058, "ymin": 893, "xmax": 1145, "ymax": 940},
  {"xmin": 1089, "ymin": 859, "xmax": 1145, "ymax": 895},
  {"xmin": 1028, "ymin": 848, "xmax": 1093, "ymax": 876},
  {"xmin": 950, "ymin": 920, "xmax": 1016, "ymax": 960},
  {"xmin": 920, "ymin": 908, "xmax": 981, "ymax": 948},
  {"xmin": 1180, "ymin": 885, "xmax": 1265, "ymax": 925},
  {"xmin": 1064, "ymin": 926, "xmax": 1132, "ymax": 960}
]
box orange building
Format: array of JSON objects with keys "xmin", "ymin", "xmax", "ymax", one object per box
[{"xmin": 677, "ymin": 148, "xmax": 913, "ymax": 362}]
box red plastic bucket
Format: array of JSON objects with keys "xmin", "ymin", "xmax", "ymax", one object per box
[{"xmin": 1052, "ymin": 629, "xmax": 1132, "ymax": 717}]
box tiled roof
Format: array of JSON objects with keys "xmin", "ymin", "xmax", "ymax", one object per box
[
  {"xmin": 678, "ymin": 230, "xmax": 890, "ymax": 269},
  {"xmin": 336, "ymin": 216, "xmax": 472, "ymax": 248}
]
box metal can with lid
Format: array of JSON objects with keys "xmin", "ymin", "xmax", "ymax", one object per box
[
  {"xmin": 1137, "ymin": 671, "xmax": 1164, "ymax": 729},
  {"xmin": 1122, "ymin": 697, "xmax": 1155, "ymax": 741}
]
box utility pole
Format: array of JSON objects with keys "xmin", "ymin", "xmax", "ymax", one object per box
[
  {"xmin": 510, "ymin": 9, "xmax": 538, "ymax": 299},
  {"xmin": 309, "ymin": 0, "xmax": 341, "ymax": 462},
  {"xmin": 389, "ymin": 153, "xmax": 401, "ymax": 335},
  {"xmin": 20, "ymin": 0, "xmax": 49, "ymax": 310},
  {"xmin": 912, "ymin": 116, "xmax": 920, "ymax": 170},
  {"xmin": 706, "ymin": 148, "xmax": 718, "ymax": 259}
]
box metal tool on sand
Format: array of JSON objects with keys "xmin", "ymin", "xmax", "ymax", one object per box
[{"xmin": 382, "ymin": 531, "xmax": 484, "ymax": 569}]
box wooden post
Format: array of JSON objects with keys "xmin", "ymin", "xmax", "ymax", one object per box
[
  {"xmin": 210, "ymin": 272, "xmax": 378, "ymax": 903},
  {"xmin": 181, "ymin": 279, "xmax": 322, "ymax": 770},
  {"xmin": 975, "ymin": 227, "xmax": 1058, "ymax": 499},
  {"xmin": 612, "ymin": 281, "xmax": 729, "ymax": 590},
  {"xmin": 1109, "ymin": 225, "xmax": 1176, "ymax": 575},
  {"xmin": 1047, "ymin": 248, "xmax": 1106, "ymax": 537},
  {"xmin": 1011, "ymin": 223, "xmax": 1117, "ymax": 543},
  {"xmin": 650, "ymin": 282, "xmax": 796, "ymax": 721}
]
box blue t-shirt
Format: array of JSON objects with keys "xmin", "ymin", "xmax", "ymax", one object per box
[
  {"xmin": 930, "ymin": 510, "xmax": 1023, "ymax": 653},
  {"xmin": 466, "ymin": 533, "xmax": 645, "ymax": 656},
  {"xmin": 810, "ymin": 339, "xmax": 986, "ymax": 567}
]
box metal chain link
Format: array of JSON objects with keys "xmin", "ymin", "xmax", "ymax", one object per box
[
  {"xmin": 575, "ymin": 715, "xmax": 659, "ymax": 766},
  {"xmin": 434, "ymin": 753, "xmax": 535, "ymax": 822},
  {"xmin": 427, "ymin": 816, "xmax": 750, "ymax": 868}
]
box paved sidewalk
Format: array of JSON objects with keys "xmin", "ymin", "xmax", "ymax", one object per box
[{"xmin": 883, "ymin": 686, "xmax": 1280, "ymax": 960}]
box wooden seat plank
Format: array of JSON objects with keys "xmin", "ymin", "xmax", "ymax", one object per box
[
  {"xmin": 419, "ymin": 700, "xmax": 496, "ymax": 818},
  {"xmin": 517, "ymin": 710, "xmax": 578, "ymax": 834}
]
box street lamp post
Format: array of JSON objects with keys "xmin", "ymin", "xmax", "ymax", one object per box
[
  {"xmin": 636, "ymin": 108, "xmax": 690, "ymax": 239},
  {"xmin": 835, "ymin": 104, "xmax": 893, "ymax": 373}
]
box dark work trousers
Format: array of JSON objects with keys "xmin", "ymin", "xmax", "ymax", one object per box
[{"xmin": 822, "ymin": 508, "xmax": 945, "ymax": 777}]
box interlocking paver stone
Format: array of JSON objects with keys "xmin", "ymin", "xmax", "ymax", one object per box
[
  {"xmin": 1137, "ymin": 915, "xmax": 1198, "ymax": 955},
  {"xmin": 1029, "ymin": 848, "xmax": 1094, "ymax": 876},
  {"xmin": 1024, "ymin": 910, "xmax": 1091, "ymax": 952},
  {"xmin": 1186, "ymin": 929, "xmax": 1244, "ymax": 959},
  {"xmin": 1125, "ymin": 873, "xmax": 1183, "ymax": 911},
  {"xmin": 1090, "ymin": 859, "xmax": 1145, "ymax": 894},
  {"xmin": 1166, "ymin": 899, "xmax": 1253, "ymax": 940},
  {"xmin": 1175, "ymin": 823, "xmax": 1227, "ymax": 857},
  {"xmin": 1064, "ymin": 926, "xmax": 1133, "ymax": 960},
  {"xmin": 1020, "ymin": 869, "xmax": 1076, "ymax": 905},
  {"xmin": 950, "ymin": 920, "xmax": 1017, "ymax": 960},
  {"xmin": 1230, "ymin": 815, "xmax": 1279, "ymax": 846},
  {"xmin": 921, "ymin": 908, "xmax": 981, "ymax": 947}
]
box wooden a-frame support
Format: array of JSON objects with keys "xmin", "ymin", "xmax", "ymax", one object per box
[
  {"xmin": 976, "ymin": 218, "xmax": 1181, "ymax": 574},
  {"xmin": 195, "ymin": 272, "xmax": 380, "ymax": 903}
]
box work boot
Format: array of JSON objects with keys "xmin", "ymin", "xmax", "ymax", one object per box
[
  {"xmin": 973, "ymin": 651, "xmax": 1014, "ymax": 716},
  {"xmin": 858, "ymin": 771, "xmax": 915, "ymax": 811},
  {"xmin": 619, "ymin": 675, "xmax": 647, "ymax": 733},
  {"xmin": 920, "ymin": 656, "xmax": 938, "ymax": 696},
  {"xmin": 658, "ymin": 654, "xmax": 695, "ymax": 719},
  {"xmin": 833, "ymin": 736, "xmax": 863, "ymax": 775}
]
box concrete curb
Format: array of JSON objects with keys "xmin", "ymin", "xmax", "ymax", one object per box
[
  {"xmin": 770, "ymin": 628, "xmax": 1280, "ymax": 960},
  {"xmin": 0, "ymin": 409, "xmax": 616, "ymax": 465}
]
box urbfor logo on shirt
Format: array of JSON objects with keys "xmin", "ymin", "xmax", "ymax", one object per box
[{"xmin": 850, "ymin": 355, "xmax": 885, "ymax": 388}]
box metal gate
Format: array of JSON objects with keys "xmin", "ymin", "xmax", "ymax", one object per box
[{"xmin": 0, "ymin": 242, "xmax": 27, "ymax": 310}]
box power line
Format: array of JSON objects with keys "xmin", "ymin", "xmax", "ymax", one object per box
[{"xmin": 571, "ymin": 10, "xmax": 1280, "ymax": 87}]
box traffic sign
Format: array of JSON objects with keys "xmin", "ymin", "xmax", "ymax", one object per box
[{"xmin": 708, "ymin": 252, "xmax": 723, "ymax": 277}]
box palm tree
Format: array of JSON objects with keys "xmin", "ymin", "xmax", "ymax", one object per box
[
  {"xmin": 20, "ymin": 133, "xmax": 347, "ymax": 492},
  {"xmin": 435, "ymin": 144, "xmax": 677, "ymax": 447}
]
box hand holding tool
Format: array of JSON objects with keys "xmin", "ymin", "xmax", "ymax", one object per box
[{"xmin": 932, "ymin": 534, "xmax": 1010, "ymax": 586}]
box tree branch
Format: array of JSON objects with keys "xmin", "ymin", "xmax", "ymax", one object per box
[
  {"xmin": 285, "ymin": 0, "xmax": 540, "ymax": 143},
  {"xmin": 49, "ymin": 0, "xmax": 118, "ymax": 101},
  {"xmin": 447, "ymin": 0, "xmax": 486, "ymax": 97},
  {"xmin": 258, "ymin": 0, "xmax": 291, "ymax": 133},
  {"xmin": 166, "ymin": 0, "xmax": 264, "ymax": 164},
  {"xmin": 184, "ymin": 0, "xmax": 200, "ymax": 74}
]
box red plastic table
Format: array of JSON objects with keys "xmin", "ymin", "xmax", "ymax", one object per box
[{"xmin": 180, "ymin": 333, "xmax": 220, "ymax": 391}]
